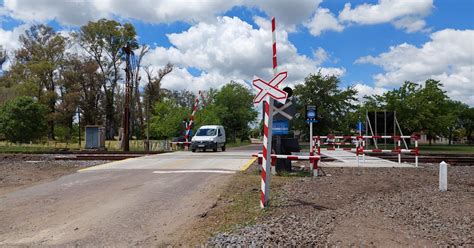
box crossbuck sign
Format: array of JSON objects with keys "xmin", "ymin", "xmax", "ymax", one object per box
[{"xmin": 253, "ymin": 71, "xmax": 288, "ymax": 104}]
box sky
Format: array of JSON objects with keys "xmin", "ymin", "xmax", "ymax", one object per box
[{"xmin": 0, "ymin": 0, "xmax": 473, "ymax": 105}]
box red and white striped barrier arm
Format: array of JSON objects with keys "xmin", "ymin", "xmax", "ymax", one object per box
[
  {"xmin": 253, "ymin": 153, "xmax": 320, "ymax": 177},
  {"xmin": 313, "ymin": 135, "xmax": 420, "ymax": 140},
  {"xmin": 185, "ymin": 97, "xmax": 199, "ymax": 143}
]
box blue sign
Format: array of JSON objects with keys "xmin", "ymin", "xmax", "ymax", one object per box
[
  {"xmin": 306, "ymin": 105, "xmax": 317, "ymax": 123},
  {"xmin": 273, "ymin": 120, "xmax": 289, "ymax": 135},
  {"xmin": 357, "ymin": 121, "xmax": 364, "ymax": 131}
]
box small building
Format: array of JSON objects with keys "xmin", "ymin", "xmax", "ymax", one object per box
[{"xmin": 85, "ymin": 125, "xmax": 106, "ymax": 150}]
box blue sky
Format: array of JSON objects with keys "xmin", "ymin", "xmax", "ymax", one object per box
[{"xmin": 1, "ymin": 0, "xmax": 473, "ymax": 105}]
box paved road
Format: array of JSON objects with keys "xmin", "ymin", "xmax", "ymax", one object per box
[{"xmin": 0, "ymin": 146, "xmax": 259, "ymax": 246}]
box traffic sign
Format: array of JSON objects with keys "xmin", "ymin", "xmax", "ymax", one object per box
[
  {"xmin": 306, "ymin": 105, "xmax": 317, "ymax": 123},
  {"xmin": 253, "ymin": 71, "xmax": 288, "ymax": 104},
  {"xmin": 273, "ymin": 101, "xmax": 295, "ymax": 120},
  {"xmin": 357, "ymin": 120, "xmax": 364, "ymax": 131},
  {"xmin": 273, "ymin": 120, "xmax": 289, "ymax": 135}
]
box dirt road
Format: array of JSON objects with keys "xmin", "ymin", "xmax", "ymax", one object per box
[{"xmin": 0, "ymin": 147, "xmax": 258, "ymax": 246}]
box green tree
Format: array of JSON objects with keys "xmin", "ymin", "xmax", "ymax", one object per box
[
  {"xmin": 149, "ymin": 99, "xmax": 188, "ymax": 139},
  {"xmin": 75, "ymin": 19, "xmax": 137, "ymax": 139},
  {"xmin": 459, "ymin": 107, "xmax": 474, "ymax": 144},
  {"xmin": 194, "ymin": 104, "xmax": 223, "ymax": 130},
  {"xmin": 293, "ymin": 73, "xmax": 357, "ymax": 137},
  {"xmin": 0, "ymin": 96, "xmax": 47, "ymax": 143},
  {"xmin": 8, "ymin": 25, "xmax": 67, "ymax": 139},
  {"xmin": 213, "ymin": 82, "xmax": 257, "ymax": 142}
]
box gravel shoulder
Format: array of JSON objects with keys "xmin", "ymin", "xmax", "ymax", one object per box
[
  {"xmin": 0, "ymin": 154, "xmax": 108, "ymax": 196},
  {"xmin": 209, "ymin": 163, "xmax": 474, "ymax": 246}
]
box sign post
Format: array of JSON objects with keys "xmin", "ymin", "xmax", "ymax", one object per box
[
  {"xmin": 306, "ymin": 105, "xmax": 317, "ymax": 156},
  {"xmin": 252, "ymin": 17, "xmax": 288, "ymax": 208}
]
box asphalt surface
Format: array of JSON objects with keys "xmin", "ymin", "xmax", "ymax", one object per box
[{"xmin": 0, "ymin": 146, "xmax": 259, "ymax": 246}]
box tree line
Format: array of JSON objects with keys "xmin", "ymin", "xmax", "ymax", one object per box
[
  {"xmin": 0, "ymin": 19, "xmax": 472, "ymax": 145},
  {"xmin": 0, "ymin": 19, "xmax": 257, "ymax": 144},
  {"xmin": 290, "ymin": 74, "xmax": 473, "ymax": 144}
]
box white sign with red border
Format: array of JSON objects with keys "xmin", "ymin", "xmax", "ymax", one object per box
[{"xmin": 253, "ymin": 71, "xmax": 288, "ymax": 104}]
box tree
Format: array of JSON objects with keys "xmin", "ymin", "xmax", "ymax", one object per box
[
  {"xmin": 213, "ymin": 82, "xmax": 257, "ymax": 142},
  {"xmin": 149, "ymin": 99, "xmax": 188, "ymax": 139},
  {"xmin": 144, "ymin": 63, "xmax": 173, "ymax": 106},
  {"xmin": 75, "ymin": 19, "xmax": 137, "ymax": 139},
  {"xmin": 11, "ymin": 25, "xmax": 67, "ymax": 139},
  {"xmin": 0, "ymin": 96, "xmax": 47, "ymax": 143},
  {"xmin": 459, "ymin": 107, "xmax": 474, "ymax": 144},
  {"xmin": 293, "ymin": 73, "xmax": 357, "ymax": 137}
]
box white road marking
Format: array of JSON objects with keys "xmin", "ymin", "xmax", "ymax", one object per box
[{"xmin": 152, "ymin": 170, "xmax": 236, "ymax": 174}]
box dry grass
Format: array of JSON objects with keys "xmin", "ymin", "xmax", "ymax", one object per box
[{"xmin": 178, "ymin": 162, "xmax": 291, "ymax": 245}]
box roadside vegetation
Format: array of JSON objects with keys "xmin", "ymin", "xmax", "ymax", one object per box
[
  {"xmin": 180, "ymin": 162, "xmax": 290, "ymax": 244},
  {"xmin": 0, "ymin": 19, "xmax": 472, "ymax": 151}
]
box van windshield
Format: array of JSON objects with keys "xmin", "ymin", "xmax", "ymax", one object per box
[{"xmin": 196, "ymin": 128, "xmax": 217, "ymax": 136}]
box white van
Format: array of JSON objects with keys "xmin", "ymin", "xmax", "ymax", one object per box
[{"xmin": 191, "ymin": 125, "xmax": 226, "ymax": 152}]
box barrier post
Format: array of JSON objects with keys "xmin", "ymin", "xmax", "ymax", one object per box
[
  {"xmin": 317, "ymin": 138, "xmax": 321, "ymax": 155},
  {"xmin": 439, "ymin": 161, "xmax": 447, "ymax": 191},
  {"xmin": 271, "ymin": 156, "xmax": 277, "ymax": 175},
  {"xmin": 309, "ymin": 122, "xmax": 314, "ymax": 156},
  {"xmin": 311, "ymin": 157, "xmax": 318, "ymax": 177},
  {"xmin": 415, "ymin": 139, "xmax": 419, "ymax": 167},
  {"xmin": 397, "ymin": 140, "xmax": 401, "ymax": 164}
]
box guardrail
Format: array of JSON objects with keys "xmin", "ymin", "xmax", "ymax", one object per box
[
  {"xmin": 313, "ymin": 135, "xmax": 420, "ymax": 166},
  {"xmin": 253, "ymin": 153, "xmax": 321, "ymax": 177}
]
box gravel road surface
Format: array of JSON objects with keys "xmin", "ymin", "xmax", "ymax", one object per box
[
  {"xmin": 0, "ymin": 148, "xmax": 257, "ymax": 246},
  {"xmin": 210, "ymin": 163, "xmax": 474, "ymax": 246}
]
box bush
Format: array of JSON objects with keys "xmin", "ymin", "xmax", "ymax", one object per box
[{"xmin": 0, "ymin": 96, "xmax": 47, "ymax": 143}]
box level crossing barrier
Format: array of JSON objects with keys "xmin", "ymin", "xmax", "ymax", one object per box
[
  {"xmin": 313, "ymin": 135, "xmax": 420, "ymax": 166},
  {"xmin": 253, "ymin": 153, "xmax": 320, "ymax": 177}
]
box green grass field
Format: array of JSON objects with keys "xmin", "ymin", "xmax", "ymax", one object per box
[{"xmin": 0, "ymin": 139, "xmax": 252, "ymax": 153}]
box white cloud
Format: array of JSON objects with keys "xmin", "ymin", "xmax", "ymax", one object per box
[
  {"xmin": 353, "ymin": 83, "xmax": 387, "ymax": 102},
  {"xmin": 356, "ymin": 29, "xmax": 474, "ymax": 105},
  {"xmin": 305, "ymin": 7, "xmax": 344, "ymax": 36},
  {"xmin": 0, "ymin": 25, "xmax": 26, "ymax": 52},
  {"xmin": 0, "ymin": 24, "xmax": 29, "ymax": 70},
  {"xmin": 4, "ymin": 0, "xmax": 105, "ymax": 26},
  {"xmin": 339, "ymin": 0, "xmax": 433, "ymax": 32},
  {"xmin": 143, "ymin": 16, "xmax": 344, "ymax": 93},
  {"xmin": 250, "ymin": 0, "xmax": 322, "ymax": 30},
  {"xmin": 312, "ymin": 47, "xmax": 329, "ymax": 64},
  {"xmin": 3, "ymin": 0, "xmax": 320, "ymax": 28}
]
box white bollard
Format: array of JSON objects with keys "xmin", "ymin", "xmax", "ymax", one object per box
[{"xmin": 439, "ymin": 161, "xmax": 448, "ymax": 192}]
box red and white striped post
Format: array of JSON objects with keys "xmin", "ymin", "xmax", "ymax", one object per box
[
  {"xmin": 184, "ymin": 97, "xmax": 200, "ymax": 150},
  {"xmin": 260, "ymin": 17, "xmax": 279, "ymax": 208}
]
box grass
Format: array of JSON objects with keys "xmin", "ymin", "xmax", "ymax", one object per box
[
  {"xmin": 226, "ymin": 139, "xmax": 251, "ymax": 148},
  {"xmin": 419, "ymin": 144, "xmax": 474, "ymax": 154},
  {"xmin": 182, "ymin": 162, "xmax": 291, "ymax": 244},
  {"xmin": 0, "ymin": 140, "xmax": 167, "ymax": 153},
  {"xmin": 0, "ymin": 138, "xmax": 253, "ymax": 154}
]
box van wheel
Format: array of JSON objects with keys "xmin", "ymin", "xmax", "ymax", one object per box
[
  {"xmin": 222, "ymin": 145, "xmax": 226, "ymax": 152},
  {"xmin": 191, "ymin": 149, "xmax": 196, "ymax": 152}
]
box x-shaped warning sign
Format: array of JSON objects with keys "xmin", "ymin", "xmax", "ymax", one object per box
[
  {"xmin": 273, "ymin": 101, "xmax": 293, "ymax": 120},
  {"xmin": 253, "ymin": 71, "xmax": 288, "ymax": 104}
]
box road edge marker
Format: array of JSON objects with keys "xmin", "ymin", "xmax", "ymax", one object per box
[{"xmin": 240, "ymin": 157, "xmax": 257, "ymax": 171}]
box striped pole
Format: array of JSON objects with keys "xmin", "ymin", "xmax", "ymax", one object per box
[
  {"xmin": 261, "ymin": 17, "xmax": 278, "ymax": 208},
  {"xmin": 185, "ymin": 96, "xmax": 200, "ymax": 149}
]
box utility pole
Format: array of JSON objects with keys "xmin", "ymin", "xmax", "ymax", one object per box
[{"xmin": 122, "ymin": 43, "xmax": 132, "ymax": 152}]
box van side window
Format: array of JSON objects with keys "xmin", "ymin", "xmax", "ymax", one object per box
[{"xmin": 218, "ymin": 129, "xmax": 222, "ymax": 136}]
